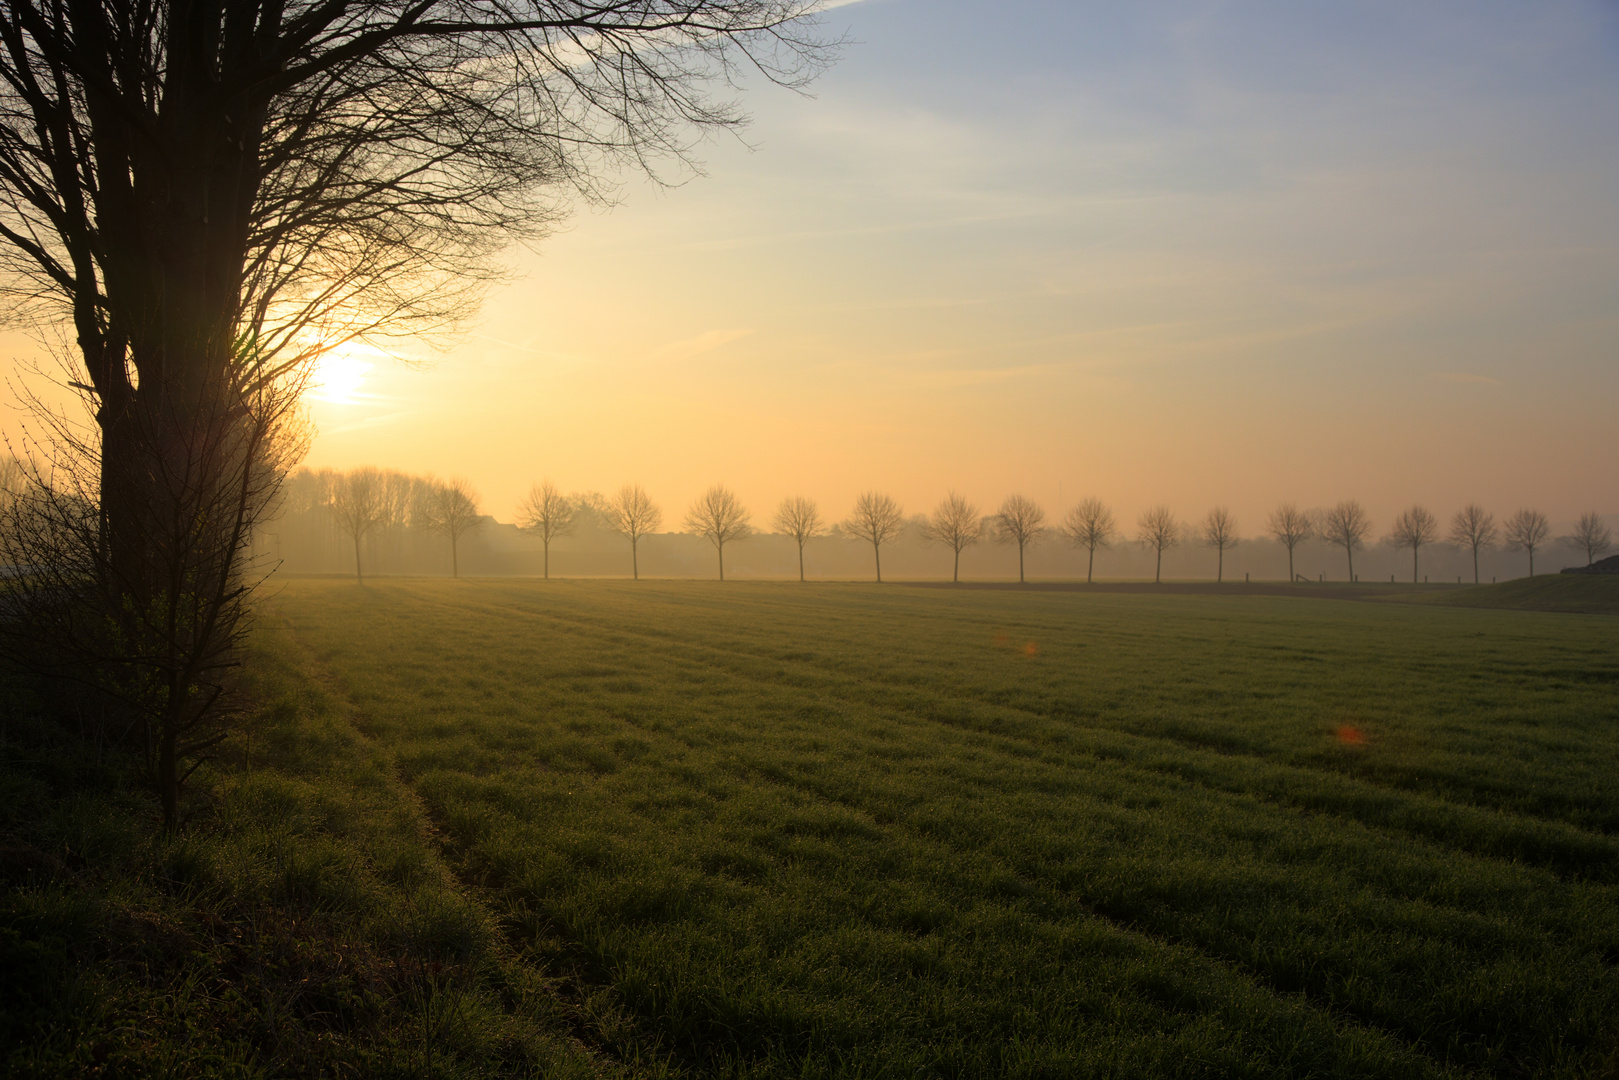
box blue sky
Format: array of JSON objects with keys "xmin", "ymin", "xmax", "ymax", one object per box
[
  {"xmin": 213, "ymin": 1, "xmax": 1619, "ymax": 523},
  {"xmin": 13, "ymin": 0, "xmax": 1612, "ymax": 528}
]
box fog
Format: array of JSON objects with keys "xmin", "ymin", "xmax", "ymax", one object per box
[{"xmin": 266, "ymin": 470, "xmax": 1606, "ymax": 583}]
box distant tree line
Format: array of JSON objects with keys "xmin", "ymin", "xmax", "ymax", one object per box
[
  {"xmin": 269, "ymin": 467, "xmax": 1612, "ymax": 584},
  {"xmin": 280, "ymin": 467, "xmax": 486, "ymax": 581}
]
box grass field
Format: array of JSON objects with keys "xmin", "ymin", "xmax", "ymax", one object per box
[
  {"xmin": 241, "ymin": 578, "xmax": 1619, "ymax": 1079},
  {"xmin": 1421, "ymin": 574, "xmax": 1619, "ymax": 615}
]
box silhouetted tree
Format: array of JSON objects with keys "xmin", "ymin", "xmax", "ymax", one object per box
[
  {"xmin": 1267, "ymin": 502, "xmax": 1314, "ymax": 583},
  {"xmin": 0, "ymin": 0, "xmax": 831, "ymax": 554},
  {"xmin": 375, "ymin": 471, "xmax": 418, "ymax": 572},
  {"xmin": 920, "ymin": 494, "xmax": 983, "ymax": 583},
  {"xmin": 329, "ymin": 468, "xmax": 391, "ymax": 582},
  {"xmin": 1200, "ymin": 507, "xmax": 1239, "ymax": 584},
  {"xmin": 568, "ymin": 491, "xmax": 614, "ymax": 533},
  {"xmin": 518, "ymin": 481, "xmax": 575, "ymax": 579},
  {"xmin": 686, "ymin": 485, "xmax": 752, "ymax": 581},
  {"xmin": 1447, "ymin": 503, "xmax": 1497, "ymax": 584},
  {"xmin": 842, "ymin": 492, "xmax": 905, "ymax": 583},
  {"xmin": 772, "ymin": 496, "xmax": 824, "ymax": 582},
  {"xmin": 1564, "ymin": 511, "xmax": 1613, "ymax": 566},
  {"xmin": 419, "ymin": 478, "xmax": 483, "ymax": 577},
  {"xmin": 1503, "ymin": 509, "xmax": 1551, "ymax": 576},
  {"xmin": 0, "ymin": 0, "xmax": 830, "ymax": 823},
  {"xmin": 1388, "ymin": 506, "xmax": 1439, "ymax": 584},
  {"xmin": 1062, "ymin": 498, "xmax": 1115, "ymax": 584},
  {"xmin": 1137, "ymin": 506, "xmax": 1179, "ymax": 584},
  {"xmin": 0, "ymin": 346, "xmax": 304, "ymax": 830},
  {"xmin": 605, "ymin": 485, "xmax": 662, "ymax": 580},
  {"xmin": 992, "ymin": 495, "xmax": 1047, "ymax": 584},
  {"xmin": 1321, "ymin": 500, "xmax": 1372, "ymax": 582},
  {"xmin": 0, "ymin": 456, "xmax": 24, "ymax": 511}
]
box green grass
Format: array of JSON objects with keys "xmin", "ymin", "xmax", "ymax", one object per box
[
  {"xmin": 0, "ymin": 620, "xmax": 608, "ymax": 1078},
  {"xmin": 1419, "ymin": 574, "xmax": 1619, "ymax": 615},
  {"xmin": 250, "ymin": 579, "xmax": 1619, "ymax": 1079}
]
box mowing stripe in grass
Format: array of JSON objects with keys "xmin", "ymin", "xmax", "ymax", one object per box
[
  {"xmin": 442, "ymin": 588, "xmax": 1619, "ymax": 881},
  {"xmin": 273, "ymin": 580, "xmax": 1619, "ymax": 1079}
]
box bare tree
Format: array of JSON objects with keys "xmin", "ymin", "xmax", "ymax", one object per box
[
  {"xmin": 0, "ymin": 455, "xmax": 24, "ymax": 512},
  {"xmin": 570, "ymin": 490, "xmax": 614, "ymax": 533},
  {"xmin": 772, "ymin": 496, "xmax": 824, "ymax": 582},
  {"xmin": 328, "ymin": 468, "xmax": 390, "ymax": 583},
  {"xmin": 1564, "ymin": 511, "xmax": 1613, "ymax": 566},
  {"xmin": 0, "ymin": 0, "xmax": 831, "ymax": 818},
  {"xmin": 1320, "ymin": 500, "xmax": 1373, "ymax": 582},
  {"xmin": 919, "ymin": 493, "xmax": 983, "ymax": 584},
  {"xmin": 1447, "ymin": 503, "xmax": 1497, "ymax": 584},
  {"xmin": 686, "ymin": 485, "xmax": 752, "ymax": 581},
  {"xmin": 1137, "ymin": 507, "xmax": 1180, "ymax": 584},
  {"xmin": 0, "ymin": 346, "xmax": 304, "ymax": 830},
  {"xmin": 841, "ymin": 492, "xmax": 905, "ymax": 583},
  {"xmin": 518, "ymin": 481, "xmax": 575, "ymax": 579},
  {"xmin": 1267, "ymin": 502, "xmax": 1314, "ymax": 583},
  {"xmin": 375, "ymin": 470, "xmax": 418, "ymax": 572},
  {"xmin": 0, "ymin": 0, "xmax": 832, "ymax": 548},
  {"xmin": 992, "ymin": 495, "xmax": 1047, "ymax": 584},
  {"xmin": 1061, "ymin": 498, "xmax": 1115, "ymax": 584},
  {"xmin": 1387, "ymin": 506, "xmax": 1439, "ymax": 584},
  {"xmin": 418, "ymin": 478, "xmax": 484, "ymax": 578},
  {"xmin": 605, "ymin": 485, "xmax": 662, "ymax": 580},
  {"xmin": 1503, "ymin": 509, "xmax": 1551, "ymax": 577},
  {"xmin": 1198, "ymin": 508, "xmax": 1240, "ymax": 584}
]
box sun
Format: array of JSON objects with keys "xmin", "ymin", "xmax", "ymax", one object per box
[{"xmin": 309, "ymin": 345, "xmax": 375, "ymax": 405}]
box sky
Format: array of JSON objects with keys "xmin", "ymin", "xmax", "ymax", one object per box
[{"xmin": 6, "ymin": 0, "xmax": 1619, "ymax": 532}]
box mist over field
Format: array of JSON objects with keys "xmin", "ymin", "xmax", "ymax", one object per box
[
  {"xmin": 265, "ymin": 483, "xmax": 1607, "ymax": 583},
  {"xmin": 4, "ymin": 1, "xmax": 1618, "ymax": 1077}
]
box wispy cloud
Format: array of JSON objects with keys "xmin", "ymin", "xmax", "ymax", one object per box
[
  {"xmin": 1433, "ymin": 372, "xmax": 1501, "ymax": 385},
  {"xmin": 910, "ymin": 360, "xmax": 1083, "ymax": 389},
  {"xmin": 641, "ymin": 328, "xmax": 754, "ymax": 364}
]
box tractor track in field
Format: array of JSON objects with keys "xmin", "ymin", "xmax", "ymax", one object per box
[
  {"xmin": 276, "ymin": 584, "xmax": 1617, "ymax": 1079},
  {"xmin": 453, "ymin": 590, "xmax": 1619, "ymax": 884},
  {"xmin": 304, "ymin": 642, "xmax": 1457, "ymax": 1079}
]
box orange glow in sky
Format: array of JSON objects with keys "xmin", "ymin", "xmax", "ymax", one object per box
[{"xmin": 3, "ymin": 3, "xmax": 1615, "ymax": 532}]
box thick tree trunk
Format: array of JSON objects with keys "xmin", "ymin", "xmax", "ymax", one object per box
[
  {"xmin": 355, "ymin": 535, "xmax": 363, "ymax": 583},
  {"xmin": 953, "ymin": 548, "xmax": 960, "ymax": 583},
  {"xmin": 717, "ymin": 541, "xmax": 725, "ymax": 581},
  {"xmin": 798, "ymin": 544, "xmax": 805, "ymax": 582},
  {"xmin": 873, "ymin": 542, "xmax": 882, "ymax": 583},
  {"xmin": 1217, "ymin": 548, "xmax": 1223, "ymax": 584},
  {"xmin": 544, "ymin": 542, "xmax": 549, "ymax": 579},
  {"xmin": 451, "ymin": 536, "xmax": 459, "ymax": 578},
  {"xmin": 1412, "ymin": 547, "xmax": 1418, "ymax": 583},
  {"xmin": 1087, "ymin": 547, "xmax": 1095, "ymax": 584},
  {"xmin": 632, "ymin": 538, "xmax": 639, "ymax": 580},
  {"xmin": 158, "ymin": 708, "xmax": 179, "ymax": 831},
  {"xmin": 1018, "ymin": 545, "xmax": 1025, "ymax": 584},
  {"xmin": 1155, "ymin": 548, "xmax": 1162, "ymax": 583}
]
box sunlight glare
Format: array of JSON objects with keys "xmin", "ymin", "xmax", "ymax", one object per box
[{"xmin": 309, "ymin": 347, "xmax": 374, "ymax": 405}]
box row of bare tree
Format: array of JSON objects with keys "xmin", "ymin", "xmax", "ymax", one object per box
[
  {"xmin": 1271, "ymin": 501, "xmax": 1611, "ymax": 584},
  {"xmin": 511, "ymin": 483, "xmax": 1614, "ymax": 584},
  {"xmin": 286, "ymin": 468, "xmax": 486, "ymax": 580}
]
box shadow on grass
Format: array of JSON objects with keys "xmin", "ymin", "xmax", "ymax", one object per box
[{"xmin": 0, "ymin": 629, "xmax": 607, "ymax": 1080}]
